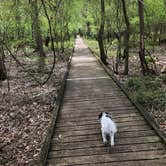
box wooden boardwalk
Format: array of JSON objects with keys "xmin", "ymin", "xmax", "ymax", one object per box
[{"xmin": 47, "ymin": 37, "xmax": 166, "ymax": 166}]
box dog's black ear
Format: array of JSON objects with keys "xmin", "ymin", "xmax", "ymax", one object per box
[
  {"xmin": 106, "ymin": 112, "xmax": 112, "ymax": 119},
  {"xmin": 98, "ymin": 112, "xmax": 102, "ymax": 119}
]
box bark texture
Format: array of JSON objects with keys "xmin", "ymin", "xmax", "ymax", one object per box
[{"xmin": 98, "ymin": 0, "xmax": 108, "ymax": 65}]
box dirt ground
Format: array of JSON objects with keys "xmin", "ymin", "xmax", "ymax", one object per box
[{"xmin": 0, "ymin": 49, "xmax": 72, "ymax": 166}]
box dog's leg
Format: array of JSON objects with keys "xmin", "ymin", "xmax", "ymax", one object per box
[
  {"xmin": 110, "ymin": 133, "xmax": 115, "ymax": 146},
  {"xmin": 102, "ymin": 131, "xmax": 107, "ymax": 144}
]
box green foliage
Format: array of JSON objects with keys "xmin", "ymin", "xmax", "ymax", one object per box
[
  {"xmin": 0, "ymin": 0, "xmax": 79, "ymax": 55},
  {"xmin": 135, "ymin": 90, "xmax": 153, "ymax": 105},
  {"xmin": 126, "ymin": 76, "xmax": 165, "ymax": 110},
  {"xmin": 160, "ymin": 74, "xmax": 166, "ymax": 84},
  {"xmin": 145, "ymin": 0, "xmax": 166, "ymax": 25},
  {"xmin": 143, "ymin": 77, "xmax": 161, "ymax": 90},
  {"xmin": 84, "ymin": 39, "xmax": 99, "ymax": 53},
  {"xmin": 0, "ymin": 0, "xmax": 165, "ymax": 49},
  {"xmin": 126, "ymin": 78, "xmax": 142, "ymax": 91},
  {"xmin": 24, "ymin": 55, "xmax": 39, "ymax": 62},
  {"xmin": 135, "ymin": 89, "xmax": 166, "ymax": 109},
  {"xmin": 145, "ymin": 56, "xmax": 154, "ymax": 63}
]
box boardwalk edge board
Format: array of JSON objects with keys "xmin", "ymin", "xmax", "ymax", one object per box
[
  {"xmin": 87, "ymin": 44, "xmax": 166, "ymax": 145},
  {"xmin": 35, "ymin": 49, "xmax": 74, "ymax": 166}
]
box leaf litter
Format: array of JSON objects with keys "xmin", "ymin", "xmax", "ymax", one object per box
[{"xmin": 0, "ymin": 50, "xmax": 72, "ymax": 166}]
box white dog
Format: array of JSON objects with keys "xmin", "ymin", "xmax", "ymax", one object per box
[{"xmin": 99, "ymin": 112, "xmax": 117, "ymax": 146}]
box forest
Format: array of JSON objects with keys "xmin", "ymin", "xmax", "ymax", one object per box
[{"xmin": 0, "ymin": 0, "xmax": 166, "ymax": 165}]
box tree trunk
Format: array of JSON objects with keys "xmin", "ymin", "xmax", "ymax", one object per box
[
  {"xmin": 115, "ymin": 33, "xmax": 122, "ymax": 74},
  {"xmin": 0, "ymin": 46, "xmax": 7, "ymax": 81},
  {"xmin": 30, "ymin": 0, "xmax": 45, "ymax": 72},
  {"xmin": 45, "ymin": 35, "xmax": 50, "ymax": 47},
  {"xmin": 138, "ymin": 0, "xmax": 149, "ymax": 75},
  {"xmin": 86, "ymin": 21, "xmax": 91, "ymax": 37},
  {"xmin": 98, "ymin": 0, "xmax": 108, "ymax": 65},
  {"xmin": 121, "ymin": 0, "xmax": 130, "ymax": 75},
  {"xmin": 114, "ymin": 0, "xmax": 123, "ymax": 73}
]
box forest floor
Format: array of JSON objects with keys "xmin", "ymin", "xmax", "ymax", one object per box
[
  {"xmin": 85, "ymin": 39, "xmax": 166, "ymax": 136},
  {"xmin": 0, "ymin": 48, "xmax": 72, "ymax": 166}
]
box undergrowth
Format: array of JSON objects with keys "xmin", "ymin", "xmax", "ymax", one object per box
[{"xmin": 125, "ymin": 76, "xmax": 166, "ymax": 111}]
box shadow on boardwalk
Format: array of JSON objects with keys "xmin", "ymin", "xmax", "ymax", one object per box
[{"xmin": 47, "ymin": 37, "xmax": 166, "ymax": 166}]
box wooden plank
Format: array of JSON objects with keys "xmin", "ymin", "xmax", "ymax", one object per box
[
  {"xmin": 55, "ymin": 125, "xmax": 151, "ymax": 137},
  {"xmin": 52, "ymin": 130, "xmax": 156, "ymax": 142},
  {"xmin": 60, "ymin": 108, "xmax": 134, "ymax": 114},
  {"xmin": 65, "ymin": 86, "xmax": 122, "ymax": 91},
  {"xmin": 64, "ymin": 92, "xmax": 124, "ymax": 98},
  {"xmin": 57, "ymin": 112, "xmax": 141, "ymax": 124},
  {"xmin": 51, "ymin": 136, "xmax": 161, "ymax": 150},
  {"xmin": 65, "ymin": 85, "xmax": 121, "ymax": 91},
  {"xmin": 63, "ymin": 96, "xmax": 130, "ymax": 102},
  {"xmin": 65, "ymin": 85, "xmax": 122, "ymax": 91},
  {"xmin": 57, "ymin": 113, "xmax": 144, "ymax": 124},
  {"xmin": 59, "ymin": 110, "xmax": 138, "ymax": 118},
  {"xmin": 56, "ymin": 119, "xmax": 146, "ymax": 128},
  {"xmin": 56, "ymin": 116, "xmax": 144, "ymax": 125},
  {"xmin": 53, "ymin": 128, "xmax": 154, "ymax": 139},
  {"xmin": 48, "ymin": 142, "xmax": 164, "ymax": 158},
  {"xmin": 61, "ymin": 103, "xmax": 133, "ymax": 110},
  {"xmin": 58, "ymin": 112, "xmax": 140, "ymax": 120},
  {"xmin": 55, "ymin": 121, "xmax": 147, "ymax": 132},
  {"xmin": 63, "ymin": 101, "xmax": 132, "ymax": 108},
  {"xmin": 60, "ymin": 105, "xmax": 136, "ymax": 112},
  {"xmin": 63, "ymin": 94, "xmax": 125, "ymax": 100},
  {"xmin": 74, "ymin": 159, "xmax": 166, "ymax": 166},
  {"xmin": 47, "ymin": 150, "xmax": 166, "ymax": 165},
  {"xmin": 63, "ymin": 95, "xmax": 127, "ymax": 102}
]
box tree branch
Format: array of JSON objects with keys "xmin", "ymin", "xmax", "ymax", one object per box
[{"xmin": 41, "ymin": 0, "xmax": 57, "ymax": 85}]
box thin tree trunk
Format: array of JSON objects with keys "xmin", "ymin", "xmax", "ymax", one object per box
[
  {"xmin": 114, "ymin": 0, "xmax": 122, "ymax": 73},
  {"xmin": 115, "ymin": 33, "xmax": 122, "ymax": 74},
  {"xmin": 138, "ymin": 0, "xmax": 149, "ymax": 75},
  {"xmin": 41, "ymin": 0, "xmax": 57, "ymax": 85},
  {"xmin": 121, "ymin": 0, "xmax": 130, "ymax": 75},
  {"xmin": 0, "ymin": 46, "xmax": 7, "ymax": 82},
  {"xmin": 30, "ymin": 0, "xmax": 45, "ymax": 72},
  {"xmin": 98, "ymin": 0, "xmax": 108, "ymax": 65}
]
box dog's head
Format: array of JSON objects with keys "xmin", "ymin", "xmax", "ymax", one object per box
[{"xmin": 98, "ymin": 112, "xmax": 111, "ymax": 119}]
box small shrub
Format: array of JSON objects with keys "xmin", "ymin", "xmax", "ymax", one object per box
[
  {"xmin": 126, "ymin": 78, "xmax": 142, "ymax": 91},
  {"xmin": 125, "ymin": 76, "xmax": 165, "ymax": 111},
  {"xmin": 143, "ymin": 77, "xmax": 161, "ymax": 90},
  {"xmin": 145, "ymin": 56, "xmax": 156, "ymax": 64},
  {"xmin": 160, "ymin": 74, "xmax": 166, "ymax": 84},
  {"xmin": 135, "ymin": 91, "xmax": 154, "ymax": 106},
  {"xmin": 153, "ymin": 90, "xmax": 166, "ymax": 109}
]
